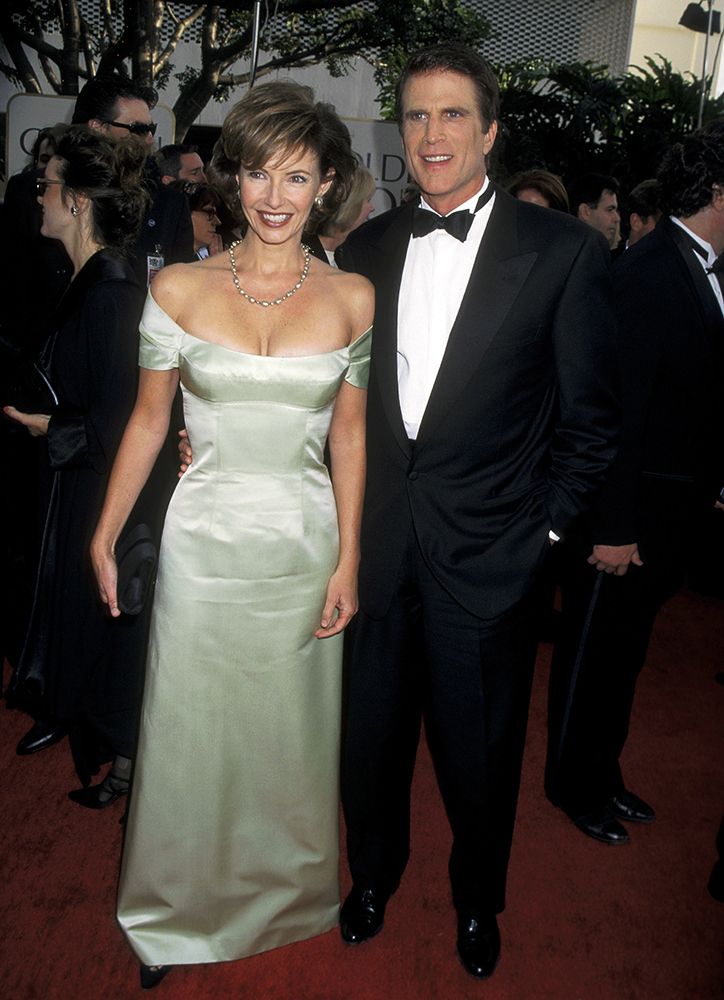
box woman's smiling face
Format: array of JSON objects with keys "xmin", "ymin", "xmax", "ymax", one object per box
[{"xmin": 237, "ymin": 146, "xmax": 332, "ymax": 245}]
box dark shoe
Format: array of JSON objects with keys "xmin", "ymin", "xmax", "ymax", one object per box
[
  {"xmin": 16, "ymin": 719, "xmax": 66, "ymax": 756},
  {"xmin": 340, "ymin": 886, "xmax": 387, "ymax": 944},
  {"xmin": 572, "ymin": 807, "xmax": 629, "ymax": 845},
  {"xmin": 68, "ymin": 773, "xmax": 129, "ymax": 810},
  {"xmin": 456, "ymin": 913, "xmax": 500, "ymax": 979},
  {"xmin": 140, "ymin": 964, "xmax": 172, "ymax": 989},
  {"xmin": 610, "ymin": 790, "xmax": 656, "ymax": 824}
]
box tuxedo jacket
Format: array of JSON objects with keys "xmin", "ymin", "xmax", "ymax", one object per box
[
  {"xmin": 589, "ymin": 217, "xmax": 724, "ymax": 546},
  {"xmin": 341, "ymin": 188, "xmax": 620, "ymax": 621}
]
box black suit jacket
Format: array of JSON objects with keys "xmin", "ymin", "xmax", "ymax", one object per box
[
  {"xmin": 131, "ymin": 162, "xmax": 195, "ymax": 285},
  {"xmin": 342, "ymin": 189, "xmax": 620, "ymax": 620},
  {"xmin": 590, "ymin": 217, "xmax": 724, "ymax": 545}
]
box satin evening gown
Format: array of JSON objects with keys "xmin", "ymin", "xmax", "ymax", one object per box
[{"xmin": 117, "ymin": 291, "xmax": 371, "ymax": 965}]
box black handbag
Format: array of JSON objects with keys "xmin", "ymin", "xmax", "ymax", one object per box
[
  {"xmin": 115, "ymin": 523, "xmax": 158, "ymax": 615},
  {"xmin": 0, "ymin": 350, "xmax": 59, "ymax": 415},
  {"xmin": 0, "ymin": 329, "xmax": 59, "ymax": 416}
]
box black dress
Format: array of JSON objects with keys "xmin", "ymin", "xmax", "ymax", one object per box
[{"xmin": 9, "ymin": 250, "xmax": 149, "ymax": 784}]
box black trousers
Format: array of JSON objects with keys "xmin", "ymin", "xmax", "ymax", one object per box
[
  {"xmin": 342, "ymin": 529, "xmax": 539, "ymax": 915},
  {"xmin": 545, "ymin": 479, "xmax": 699, "ymax": 816}
]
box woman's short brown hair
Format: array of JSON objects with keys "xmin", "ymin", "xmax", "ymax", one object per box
[
  {"xmin": 315, "ymin": 164, "xmax": 376, "ymax": 238},
  {"xmin": 210, "ymin": 81, "xmax": 358, "ymax": 228},
  {"xmin": 506, "ymin": 169, "xmax": 569, "ymax": 213}
]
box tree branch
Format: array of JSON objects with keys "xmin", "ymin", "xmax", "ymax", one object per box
[
  {"xmin": 0, "ymin": 16, "xmax": 43, "ymax": 92},
  {"xmin": 156, "ymin": 4, "xmax": 205, "ymax": 72}
]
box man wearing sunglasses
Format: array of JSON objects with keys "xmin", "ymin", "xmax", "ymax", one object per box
[
  {"xmin": 102, "ymin": 119, "xmax": 158, "ymax": 139},
  {"xmin": 71, "ymin": 74, "xmax": 194, "ymax": 287}
]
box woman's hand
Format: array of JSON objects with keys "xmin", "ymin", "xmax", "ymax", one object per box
[
  {"xmin": 3, "ymin": 406, "xmax": 50, "ymax": 437},
  {"xmin": 90, "ymin": 536, "xmax": 121, "ymax": 618},
  {"xmin": 178, "ymin": 428, "xmax": 193, "ymax": 477},
  {"xmin": 315, "ymin": 565, "xmax": 358, "ymax": 638}
]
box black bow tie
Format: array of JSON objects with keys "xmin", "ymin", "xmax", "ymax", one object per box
[
  {"xmin": 707, "ymin": 255, "xmax": 724, "ymax": 276},
  {"xmin": 411, "ymin": 186, "xmax": 494, "ymax": 242}
]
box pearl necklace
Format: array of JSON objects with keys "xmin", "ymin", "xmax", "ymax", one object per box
[{"xmin": 228, "ymin": 239, "xmax": 311, "ymax": 307}]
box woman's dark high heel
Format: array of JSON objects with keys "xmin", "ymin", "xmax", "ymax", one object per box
[
  {"xmin": 68, "ymin": 770, "xmax": 129, "ymax": 809},
  {"xmin": 139, "ymin": 964, "xmax": 172, "ymax": 989},
  {"xmin": 68, "ymin": 754, "xmax": 132, "ymax": 809}
]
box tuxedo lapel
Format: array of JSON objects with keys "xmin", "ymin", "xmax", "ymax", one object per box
[
  {"xmin": 373, "ymin": 203, "xmax": 416, "ymax": 458},
  {"xmin": 665, "ymin": 219, "xmax": 723, "ymax": 341},
  {"xmin": 416, "ymin": 192, "xmax": 537, "ymax": 444}
]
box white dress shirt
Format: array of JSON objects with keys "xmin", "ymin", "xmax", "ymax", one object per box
[
  {"xmin": 671, "ymin": 216, "xmax": 724, "ymax": 318},
  {"xmin": 397, "ymin": 178, "xmax": 495, "ymax": 440}
]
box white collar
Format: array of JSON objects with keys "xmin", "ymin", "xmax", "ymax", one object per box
[
  {"xmin": 419, "ymin": 176, "xmax": 490, "ymax": 218},
  {"xmin": 671, "ymin": 216, "xmax": 716, "ymax": 264}
]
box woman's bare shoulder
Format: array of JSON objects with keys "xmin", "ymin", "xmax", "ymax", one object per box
[
  {"xmin": 330, "ymin": 268, "xmax": 374, "ymax": 334},
  {"xmin": 150, "ymin": 258, "xmax": 227, "ymax": 318},
  {"xmin": 323, "ymin": 265, "xmax": 373, "ymax": 301}
]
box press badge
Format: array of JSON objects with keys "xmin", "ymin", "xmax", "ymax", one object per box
[{"xmin": 147, "ymin": 247, "xmax": 164, "ymax": 285}]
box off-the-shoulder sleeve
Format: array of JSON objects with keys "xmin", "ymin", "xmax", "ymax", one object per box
[
  {"xmin": 344, "ymin": 325, "xmax": 372, "ymax": 389},
  {"xmin": 138, "ymin": 290, "xmax": 183, "ymax": 370}
]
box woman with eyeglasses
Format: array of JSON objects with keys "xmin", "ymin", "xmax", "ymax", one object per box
[
  {"xmin": 1, "ymin": 123, "xmax": 74, "ymax": 700},
  {"xmin": 3, "ymin": 126, "xmax": 152, "ymax": 808},
  {"xmin": 172, "ymin": 181, "xmax": 224, "ymax": 259}
]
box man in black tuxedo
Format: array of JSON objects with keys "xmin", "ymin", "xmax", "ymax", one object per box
[
  {"xmin": 338, "ymin": 44, "xmax": 619, "ymax": 979},
  {"xmin": 545, "ymin": 125, "xmax": 724, "ymax": 846}
]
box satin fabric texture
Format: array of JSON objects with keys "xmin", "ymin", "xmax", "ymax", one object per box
[{"xmin": 117, "ymin": 292, "xmax": 371, "ymax": 965}]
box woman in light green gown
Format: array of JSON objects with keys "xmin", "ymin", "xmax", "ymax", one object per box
[{"xmin": 91, "ymin": 82, "xmax": 373, "ymax": 989}]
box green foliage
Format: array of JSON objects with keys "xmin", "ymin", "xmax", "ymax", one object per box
[
  {"xmin": 495, "ymin": 54, "xmax": 724, "ymax": 191},
  {"xmin": 496, "ymin": 59, "xmax": 620, "ymax": 179},
  {"xmin": 372, "ymin": 0, "xmax": 492, "ymax": 118}
]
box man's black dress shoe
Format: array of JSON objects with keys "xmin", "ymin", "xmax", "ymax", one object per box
[
  {"xmin": 610, "ymin": 790, "xmax": 656, "ymax": 824},
  {"xmin": 340, "ymin": 886, "xmax": 387, "ymax": 944},
  {"xmin": 572, "ymin": 807, "xmax": 629, "ymax": 845},
  {"xmin": 16, "ymin": 720, "xmax": 66, "ymax": 756},
  {"xmin": 456, "ymin": 913, "xmax": 500, "ymax": 979},
  {"xmin": 140, "ymin": 964, "xmax": 172, "ymax": 989}
]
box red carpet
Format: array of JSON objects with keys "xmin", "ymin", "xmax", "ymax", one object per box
[{"xmin": 2, "ymin": 588, "xmax": 723, "ymax": 999}]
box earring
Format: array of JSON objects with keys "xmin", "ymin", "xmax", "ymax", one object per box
[
  {"xmin": 71, "ymin": 205, "xmax": 79, "ymax": 217},
  {"xmin": 314, "ymin": 196, "xmax": 324, "ymax": 208}
]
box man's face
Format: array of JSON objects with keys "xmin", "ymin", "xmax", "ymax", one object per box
[
  {"xmin": 94, "ymin": 97, "xmax": 156, "ymax": 149},
  {"xmin": 579, "ymin": 189, "xmax": 620, "ymax": 247},
  {"xmin": 400, "ymin": 70, "xmax": 497, "ymax": 216},
  {"xmin": 177, "ymin": 152, "xmax": 206, "ymax": 183}
]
